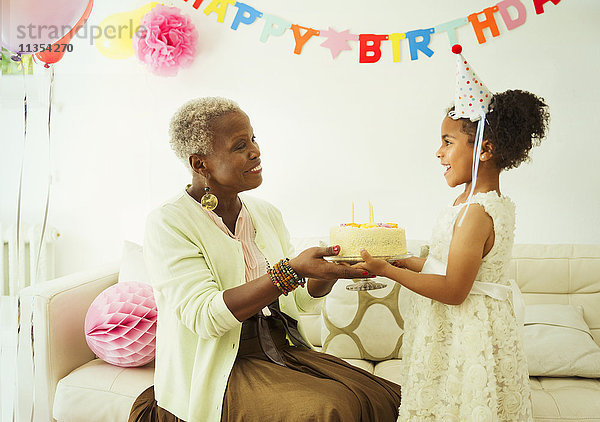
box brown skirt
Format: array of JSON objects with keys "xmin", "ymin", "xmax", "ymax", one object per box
[{"xmin": 129, "ymin": 324, "xmax": 401, "ymax": 422}]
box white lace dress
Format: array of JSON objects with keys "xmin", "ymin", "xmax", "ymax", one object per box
[{"xmin": 398, "ymin": 191, "xmax": 533, "ymax": 421}]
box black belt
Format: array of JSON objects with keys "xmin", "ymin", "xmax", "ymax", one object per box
[{"xmin": 240, "ymin": 301, "xmax": 310, "ymax": 367}]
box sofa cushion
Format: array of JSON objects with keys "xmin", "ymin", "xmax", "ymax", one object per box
[
  {"xmin": 373, "ymin": 359, "xmax": 402, "ymax": 386},
  {"xmin": 53, "ymin": 358, "xmax": 600, "ymax": 422},
  {"xmin": 373, "ymin": 360, "xmax": 600, "ymax": 421},
  {"xmin": 339, "ymin": 358, "xmax": 374, "ymax": 374},
  {"xmin": 530, "ymin": 376, "xmax": 600, "ymax": 421},
  {"xmin": 321, "ymin": 279, "xmax": 404, "ymax": 361},
  {"xmin": 53, "ymin": 359, "xmax": 154, "ymax": 422},
  {"xmin": 118, "ymin": 241, "xmax": 151, "ymax": 286},
  {"xmin": 508, "ymin": 244, "xmax": 600, "ymax": 346},
  {"xmin": 298, "ymin": 312, "xmax": 322, "ymax": 347},
  {"xmin": 524, "ymin": 304, "xmax": 600, "ymax": 377}
]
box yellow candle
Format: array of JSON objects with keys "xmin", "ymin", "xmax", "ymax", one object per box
[
  {"xmin": 368, "ymin": 202, "xmax": 374, "ymax": 224},
  {"xmin": 351, "ymin": 202, "xmax": 355, "ymax": 224}
]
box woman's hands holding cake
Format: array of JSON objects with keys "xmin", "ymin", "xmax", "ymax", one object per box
[
  {"xmin": 289, "ymin": 245, "xmax": 371, "ymax": 280},
  {"xmin": 290, "ymin": 245, "xmax": 374, "ymax": 297}
]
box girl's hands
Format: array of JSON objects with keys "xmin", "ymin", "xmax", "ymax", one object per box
[
  {"xmin": 353, "ymin": 249, "xmax": 392, "ymax": 276},
  {"xmin": 390, "ymin": 258, "xmax": 408, "ymax": 268},
  {"xmin": 289, "ymin": 246, "xmax": 371, "ymax": 280}
]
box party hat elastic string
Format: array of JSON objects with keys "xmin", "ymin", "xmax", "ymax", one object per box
[{"xmin": 457, "ymin": 113, "xmax": 485, "ymax": 227}]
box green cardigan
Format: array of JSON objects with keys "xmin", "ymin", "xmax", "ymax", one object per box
[{"xmin": 143, "ymin": 190, "xmax": 323, "ymax": 422}]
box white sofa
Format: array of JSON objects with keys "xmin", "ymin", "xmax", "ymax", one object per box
[{"xmin": 17, "ymin": 243, "xmax": 600, "ymax": 422}]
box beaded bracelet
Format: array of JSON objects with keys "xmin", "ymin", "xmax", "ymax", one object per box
[{"xmin": 267, "ymin": 258, "xmax": 306, "ymax": 295}]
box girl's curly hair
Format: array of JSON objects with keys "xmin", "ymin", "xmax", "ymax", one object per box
[{"xmin": 448, "ymin": 90, "xmax": 550, "ymax": 171}]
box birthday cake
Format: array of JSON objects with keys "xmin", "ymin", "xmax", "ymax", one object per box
[{"xmin": 330, "ymin": 223, "xmax": 407, "ymax": 257}]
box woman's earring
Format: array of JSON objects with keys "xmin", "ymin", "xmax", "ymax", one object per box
[{"xmin": 200, "ymin": 186, "xmax": 218, "ymax": 210}]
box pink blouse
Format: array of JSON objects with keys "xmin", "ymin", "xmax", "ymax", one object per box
[
  {"xmin": 198, "ymin": 200, "xmax": 272, "ymax": 316},
  {"xmin": 201, "ymin": 204, "xmax": 268, "ymax": 283}
]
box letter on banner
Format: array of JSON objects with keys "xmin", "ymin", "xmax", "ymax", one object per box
[
  {"xmin": 359, "ymin": 34, "xmax": 389, "ymax": 63},
  {"xmin": 231, "ymin": 2, "xmax": 263, "ymax": 30},
  {"xmin": 468, "ymin": 6, "xmax": 500, "ymax": 44},
  {"xmin": 204, "ymin": 0, "xmax": 236, "ymax": 23},
  {"xmin": 405, "ymin": 28, "xmax": 435, "ymax": 61},
  {"xmin": 291, "ymin": 24, "xmax": 320, "ymax": 54},
  {"xmin": 260, "ymin": 14, "xmax": 292, "ymax": 43},
  {"xmin": 388, "ymin": 33, "xmax": 405, "ymax": 63},
  {"xmin": 183, "ymin": 0, "xmax": 206, "ymax": 10},
  {"xmin": 533, "ymin": 0, "xmax": 561, "ymax": 15},
  {"xmin": 496, "ymin": 0, "xmax": 526, "ymax": 30},
  {"xmin": 434, "ymin": 17, "xmax": 468, "ymax": 46}
]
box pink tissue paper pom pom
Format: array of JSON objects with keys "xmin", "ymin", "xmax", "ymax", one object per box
[
  {"xmin": 133, "ymin": 5, "xmax": 199, "ymax": 77},
  {"xmin": 85, "ymin": 281, "xmax": 157, "ymax": 367}
]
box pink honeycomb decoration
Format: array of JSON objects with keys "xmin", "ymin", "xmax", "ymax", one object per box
[{"xmin": 85, "ymin": 281, "xmax": 157, "ymax": 367}]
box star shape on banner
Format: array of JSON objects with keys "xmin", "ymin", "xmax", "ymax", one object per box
[{"xmin": 319, "ymin": 27, "xmax": 359, "ymax": 59}]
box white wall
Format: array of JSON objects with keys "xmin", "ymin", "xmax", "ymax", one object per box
[{"xmin": 1, "ymin": 0, "xmax": 599, "ymax": 278}]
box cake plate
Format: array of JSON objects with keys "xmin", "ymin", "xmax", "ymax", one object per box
[{"xmin": 325, "ymin": 253, "xmax": 412, "ymax": 291}]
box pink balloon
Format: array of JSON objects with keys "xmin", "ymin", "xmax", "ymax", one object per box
[
  {"xmin": 1, "ymin": 0, "xmax": 88, "ymax": 54},
  {"xmin": 35, "ymin": 0, "xmax": 94, "ymax": 67}
]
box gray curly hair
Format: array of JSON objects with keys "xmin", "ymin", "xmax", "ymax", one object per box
[{"xmin": 169, "ymin": 97, "xmax": 242, "ymax": 169}]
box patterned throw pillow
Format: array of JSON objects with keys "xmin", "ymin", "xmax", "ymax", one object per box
[{"xmin": 321, "ymin": 278, "xmax": 404, "ymax": 361}]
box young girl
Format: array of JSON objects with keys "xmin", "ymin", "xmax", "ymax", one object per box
[{"xmin": 356, "ymin": 53, "xmax": 550, "ymax": 420}]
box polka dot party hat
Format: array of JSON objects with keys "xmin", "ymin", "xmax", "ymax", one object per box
[
  {"xmin": 447, "ymin": 44, "xmax": 492, "ymax": 227},
  {"xmin": 448, "ymin": 44, "xmax": 492, "ymax": 122}
]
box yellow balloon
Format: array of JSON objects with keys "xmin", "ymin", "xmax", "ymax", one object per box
[{"xmin": 95, "ymin": 2, "xmax": 159, "ymax": 60}]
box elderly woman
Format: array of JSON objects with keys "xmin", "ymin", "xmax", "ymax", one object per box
[{"xmin": 129, "ymin": 97, "xmax": 402, "ymax": 422}]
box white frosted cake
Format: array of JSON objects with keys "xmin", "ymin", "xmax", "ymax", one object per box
[{"xmin": 329, "ymin": 223, "xmax": 407, "ymax": 257}]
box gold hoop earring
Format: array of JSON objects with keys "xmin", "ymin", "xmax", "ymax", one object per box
[{"xmin": 200, "ymin": 186, "xmax": 218, "ymax": 210}]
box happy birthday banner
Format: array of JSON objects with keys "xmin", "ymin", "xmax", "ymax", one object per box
[{"xmin": 181, "ymin": 0, "xmax": 561, "ymax": 63}]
